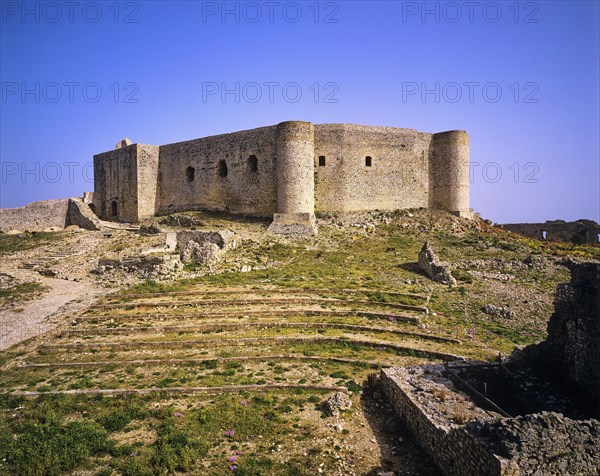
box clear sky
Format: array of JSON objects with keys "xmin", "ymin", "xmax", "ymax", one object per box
[{"xmin": 1, "ymin": 0, "xmax": 598, "ymax": 223}]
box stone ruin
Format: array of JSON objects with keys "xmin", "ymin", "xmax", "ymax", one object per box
[
  {"xmin": 380, "ymin": 260, "xmax": 600, "ymax": 475},
  {"xmin": 418, "ymin": 240, "xmax": 456, "ymax": 285},
  {"xmin": 498, "ymin": 219, "xmax": 600, "ymax": 244},
  {"xmin": 176, "ymin": 229, "xmax": 237, "ymax": 266}
]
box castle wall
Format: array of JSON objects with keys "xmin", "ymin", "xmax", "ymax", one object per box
[
  {"xmin": 136, "ymin": 145, "xmax": 160, "ymax": 221},
  {"xmin": 92, "ymin": 122, "xmax": 471, "ymax": 223},
  {"xmin": 314, "ymin": 124, "xmax": 433, "ymax": 212},
  {"xmin": 156, "ymin": 126, "xmax": 278, "ymax": 217},
  {"xmin": 93, "ymin": 145, "xmax": 139, "ymax": 222}
]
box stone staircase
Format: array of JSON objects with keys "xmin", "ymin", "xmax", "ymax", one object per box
[{"xmin": 18, "ymin": 235, "xmax": 101, "ymax": 271}]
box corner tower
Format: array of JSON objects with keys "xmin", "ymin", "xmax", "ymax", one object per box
[
  {"xmin": 429, "ymin": 130, "xmax": 471, "ymax": 217},
  {"xmin": 268, "ymin": 121, "xmax": 317, "ymax": 235}
]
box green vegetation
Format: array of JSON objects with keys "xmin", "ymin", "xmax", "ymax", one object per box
[
  {"xmin": 0, "ymin": 392, "xmax": 331, "ymax": 476},
  {"xmin": 0, "ymin": 281, "xmax": 49, "ymax": 308},
  {"xmin": 0, "ymin": 231, "xmax": 64, "ymax": 255},
  {"xmin": 2, "ymin": 209, "xmax": 597, "ymax": 474}
]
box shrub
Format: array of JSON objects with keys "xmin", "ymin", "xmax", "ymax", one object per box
[
  {"xmin": 451, "ymin": 269, "xmax": 473, "ymax": 283},
  {"xmin": 5, "ymin": 420, "xmax": 114, "ymax": 475}
]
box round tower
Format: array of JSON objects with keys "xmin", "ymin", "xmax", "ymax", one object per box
[
  {"xmin": 430, "ymin": 130, "xmax": 470, "ymax": 215},
  {"xmin": 268, "ymin": 121, "xmax": 317, "ymax": 235}
]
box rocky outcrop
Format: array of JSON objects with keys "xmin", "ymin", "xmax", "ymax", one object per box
[
  {"xmin": 177, "ymin": 230, "xmax": 237, "ymax": 265},
  {"xmin": 472, "ymin": 413, "xmax": 600, "ymax": 475},
  {"xmin": 418, "ymin": 240, "xmax": 456, "ymax": 285},
  {"xmin": 481, "ymin": 304, "xmax": 515, "ymax": 319},
  {"xmin": 94, "ymin": 254, "xmax": 183, "ymax": 279},
  {"xmin": 159, "ymin": 215, "xmax": 204, "ymax": 228},
  {"xmin": 139, "ymin": 223, "xmax": 162, "ymax": 235},
  {"xmin": 0, "ymin": 199, "xmax": 69, "ymax": 232},
  {"xmin": 324, "ymin": 391, "xmax": 353, "ymax": 417},
  {"xmin": 267, "ymin": 213, "xmax": 318, "ymax": 237},
  {"xmin": 181, "ymin": 241, "xmax": 221, "ymax": 265}
]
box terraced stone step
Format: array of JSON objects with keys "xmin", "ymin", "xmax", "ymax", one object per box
[
  {"xmin": 11, "ymin": 383, "xmax": 347, "ymax": 398},
  {"xmin": 40, "ymin": 336, "xmax": 465, "ymax": 360},
  {"xmin": 77, "ymin": 309, "xmax": 422, "ymax": 325},
  {"xmin": 18, "ymin": 354, "xmax": 387, "ymax": 369},
  {"xmin": 91, "ymin": 297, "xmax": 429, "ymax": 314},
  {"xmin": 114, "ymin": 287, "xmax": 430, "ymax": 302},
  {"xmin": 60, "ymin": 322, "xmax": 459, "ymax": 344}
]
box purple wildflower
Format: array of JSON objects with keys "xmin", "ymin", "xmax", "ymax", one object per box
[
  {"xmin": 228, "ymin": 455, "xmax": 238, "ymax": 462},
  {"xmin": 229, "ymin": 465, "xmax": 237, "ymax": 471},
  {"xmin": 240, "ymin": 400, "xmax": 248, "ymax": 406},
  {"xmin": 174, "ymin": 412, "xmax": 183, "ymax": 417},
  {"xmin": 225, "ymin": 429, "xmax": 235, "ymax": 437},
  {"xmin": 236, "ymin": 450, "xmax": 243, "ymax": 455}
]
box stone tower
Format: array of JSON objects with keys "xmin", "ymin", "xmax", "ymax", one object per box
[{"xmin": 267, "ymin": 121, "xmax": 318, "ymax": 235}]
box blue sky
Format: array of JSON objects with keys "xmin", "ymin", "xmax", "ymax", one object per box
[{"xmin": 1, "ymin": 0, "xmax": 598, "ymax": 223}]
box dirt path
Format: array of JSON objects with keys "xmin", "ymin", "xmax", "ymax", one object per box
[{"xmin": 0, "ymin": 270, "xmax": 106, "ymax": 351}]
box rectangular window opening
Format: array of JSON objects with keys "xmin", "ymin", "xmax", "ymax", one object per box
[
  {"xmin": 365, "ymin": 156, "xmax": 372, "ymax": 167},
  {"xmin": 318, "ymin": 156, "xmax": 326, "ymax": 166}
]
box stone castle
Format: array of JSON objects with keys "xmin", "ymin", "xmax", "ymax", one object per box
[{"xmin": 93, "ymin": 121, "xmax": 471, "ymax": 233}]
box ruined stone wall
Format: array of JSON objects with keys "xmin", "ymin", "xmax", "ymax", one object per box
[
  {"xmin": 526, "ymin": 261, "xmax": 600, "ymax": 406},
  {"xmin": 0, "ymin": 199, "xmax": 69, "ymax": 231},
  {"xmin": 498, "ymin": 221, "xmax": 600, "ymax": 243},
  {"xmin": 381, "ymin": 365, "xmax": 600, "ymax": 475},
  {"xmin": 380, "ymin": 367, "xmax": 517, "ymax": 476},
  {"xmin": 156, "ymin": 126, "xmax": 278, "ymax": 217},
  {"xmin": 476, "ymin": 413, "xmax": 600, "ymax": 475}
]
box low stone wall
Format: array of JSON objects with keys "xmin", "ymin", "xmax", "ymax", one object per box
[
  {"xmin": 380, "ymin": 366, "xmax": 517, "ymax": 476},
  {"xmin": 0, "ymin": 198, "xmax": 69, "ymax": 232},
  {"xmin": 381, "ymin": 365, "xmax": 600, "ymax": 475}
]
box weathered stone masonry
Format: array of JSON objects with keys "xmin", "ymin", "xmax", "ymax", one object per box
[{"xmin": 93, "ymin": 122, "xmax": 471, "ymax": 229}]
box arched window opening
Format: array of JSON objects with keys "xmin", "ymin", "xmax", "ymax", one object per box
[
  {"xmin": 248, "ymin": 155, "xmax": 258, "ymax": 173},
  {"xmin": 186, "ymin": 166, "xmax": 195, "ymax": 182},
  {"xmin": 111, "ymin": 200, "xmax": 118, "ymax": 217},
  {"xmin": 218, "ymin": 160, "xmax": 228, "ymax": 177},
  {"xmin": 541, "ymin": 230, "xmax": 548, "ymax": 240}
]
